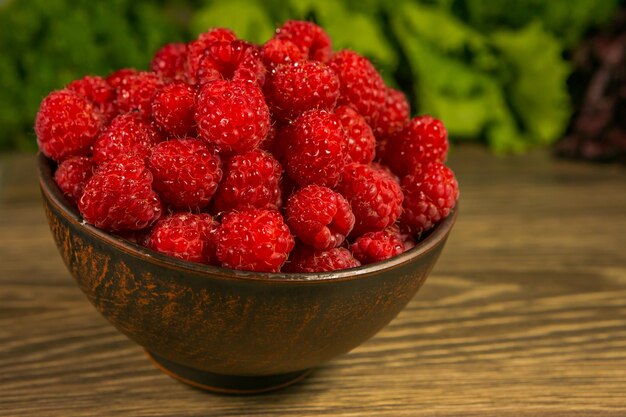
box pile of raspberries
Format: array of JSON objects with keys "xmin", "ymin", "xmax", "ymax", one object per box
[{"xmin": 36, "ymin": 21, "xmax": 459, "ymax": 273}]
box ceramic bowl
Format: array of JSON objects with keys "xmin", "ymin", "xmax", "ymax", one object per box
[{"xmin": 38, "ymin": 154, "xmax": 457, "ymax": 394}]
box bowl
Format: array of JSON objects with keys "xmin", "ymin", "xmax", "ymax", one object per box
[{"xmin": 37, "ymin": 153, "xmax": 457, "ymax": 394}]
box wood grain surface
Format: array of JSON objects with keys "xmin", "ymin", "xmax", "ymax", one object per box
[{"xmin": 1, "ymin": 147, "xmax": 625, "ymax": 416}]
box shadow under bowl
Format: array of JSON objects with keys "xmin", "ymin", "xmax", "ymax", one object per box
[{"xmin": 37, "ymin": 154, "xmax": 457, "ymax": 394}]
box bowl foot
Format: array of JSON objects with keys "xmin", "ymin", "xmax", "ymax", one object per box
[{"xmin": 145, "ymin": 351, "xmax": 312, "ymax": 394}]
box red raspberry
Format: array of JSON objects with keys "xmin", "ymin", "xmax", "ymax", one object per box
[
  {"xmin": 335, "ymin": 105, "xmax": 376, "ymax": 164},
  {"xmin": 146, "ymin": 213, "xmax": 219, "ymax": 264},
  {"xmin": 371, "ymin": 87, "xmax": 410, "ymax": 140},
  {"xmin": 93, "ymin": 113, "xmax": 162, "ymax": 164},
  {"xmin": 150, "ymin": 42, "xmax": 188, "ymax": 83},
  {"xmin": 328, "ymin": 50, "xmax": 386, "ymax": 124},
  {"xmin": 284, "ymin": 246, "xmax": 360, "ymax": 273},
  {"xmin": 337, "ymin": 163, "xmax": 404, "ymax": 236},
  {"xmin": 187, "ymin": 28, "xmax": 238, "ymax": 84},
  {"xmin": 383, "ymin": 115, "xmax": 449, "ymax": 177},
  {"xmin": 35, "ymin": 89, "xmax": 103, "ymax": 162},
  {"xmin": 215, "ymin": 209, "xmax": 294, "ymax": 272},
  {"xmin": 212, "ymin": 150, "xmax": 282, "ymax": 212},
  {"xmin": 264, "ymin": 60, "xmax": 339, "ymax": 122},
  {"xmin": 79, "ymin": 155, "xmax": 162, "ymax": 232},
  {"xmin": 260, "ymin": 38, "xmax": 304, "ymax": 68},
  {"xmin": 195, "ymin": 79, "xmax": 270, "ymax": 154},
  {"xmin": 286, "ymin": 185, "xmax": 354, "ymax": 250},
  {"xmin": 148, "ymin": 138, "xmax": 222, "ymax": 210},
  {"xmin": 67, "ymin": 76, "xmax": 117, "ymax": 123},
  {"xmin": 401, "ymin": 163, "xmax": 459, "ymax": 235},
  {"xmin": 196, "ymin": 40, "xmax": 265, "ymax": 86},
  {"xmin": 106, "ymin": 68, "xmax": 138, "ymax": 90},
  {"xmin": 350, "ymin": 227, "xmax": 405, "ymax": 264},
  {"xmin": 54, "ymin": 156, "xmax": 95, "ymax": 205},
  {"xmin": 284, "ymin": 109, "xmax": 347, "ymax": 187},
  {"xmin": 275, "ymin": 20, "xmax": 332, "ymax": 63},
  {"xmin": 151, "ymin": 82, "xmax": 196, "ymax": 138},
  {"xmin": 115, "ymin": 71, "xmax": 163, "ymax": 119}
]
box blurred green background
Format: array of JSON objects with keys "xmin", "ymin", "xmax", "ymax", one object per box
[{"xmin": 0, "ymin": 0, "xmax": 619, "ymax": 153}]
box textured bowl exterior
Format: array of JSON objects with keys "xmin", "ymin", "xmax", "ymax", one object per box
[{"xmin": 38, "ymin": 154, "xmax": 456, "ymax": 377}]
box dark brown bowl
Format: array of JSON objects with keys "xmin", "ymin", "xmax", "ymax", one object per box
[{"xmin": 37, "ymin": 154, "xmax": 457, "ymax": 394}]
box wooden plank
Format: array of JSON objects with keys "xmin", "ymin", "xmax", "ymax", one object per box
[{"xmin": 1, "ymin": 147, "xmax": 625, "ymax": 416}]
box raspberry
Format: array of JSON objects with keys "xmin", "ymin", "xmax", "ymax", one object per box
[
  {"xmin": 93, "ymin": 113, "xmax": 162, "ymax": 164},
  {"xmin": 215, "ymin": 209, "xmax": 294, "ymax": 272},
  {"xmin": 275, "ymin": 20, "xmax": 332, "ymax": 63},
  {"xmin": 371, "ymin": 87, "xmax": 410, "ymax": 140},
  {"xmin": 328, "ymin": 50, "xmax": 386, "ymax": 124},
  {"xmin": 148, "ymin": 138, "xmax": 222, "ymax": 210},
  {"xmin": 383, "ymin": 115, "xmax": 449, "ymax": 177},
  {"xmin": 350, "ymin": 227, "xmax": 405, "ymax": 264},
  {"xmin": 337, "ymin": 163, "xmax": 404, "ymax": 236},
  {"xmin": 260, "ymin": 38, "xmax": 304, "ymax": 68},
  {"xmin": 400, "ymin": 231, "xmax": 416, "ymax": 251},
  {"xmin": 401, "ymin": 163, "xmax": 459, "ymax": 235},
  {"xmin": 145, "ymin": 213, "xmax": 219, "ymax": 264},
  {"xmin": 115, "ymin": 71, "xmax": 163, "ymax": 119},
  {"xmin": 151, "ymin": 82, "xmax": 196, "ymax": 138},
  {"xmin": 283, "ymin": 246, "xmax": 360, "ymax": 273},
  {"xmin": 335, "ymin": 105, "xmax": 376, "ymax": 164},
  {"xmin": 187, "ymin": 28, "xmax": 237, "ymax": 84},
  {"xmin": 195, "ymin": 79, "xmax": 270, "ymax": 154},
  {"xmin": 196, "ymin": 40, "xmax": 265, "ymax": 86},
  {"xmin": 35, "ymin": 89, "xmax": 103, "ymax": 162},
  {"xmin": 79, "ymin": 155, "xmax": 162, "ymax": 232},
  {"xmin": 264, "ymin": 60, "xmax": 339, "ymax": 122},
  {"xmin": 286, "ymin": 185, "xmax": 354, "ymax": 250},
  {"xmin": 212, "ymin": 150, "xmax": 282, "ymax": 212},
  {"xmin": 54, "ymin": 156, "xmax": 95, "ymax": 205},
  {"xmin": 150, "ymin": 42, "xmax": 188, "ymax": 83},
  {"xmin": 106, "ymin": 68, "xmax": 138, "ymax": 90},
  {"xmin": 284, "ymin": 109, "xmax": 347, "ymax": 187},
  {"xmin": 67, "ymin": 76, "xmax": 117, "ymax": 123}
]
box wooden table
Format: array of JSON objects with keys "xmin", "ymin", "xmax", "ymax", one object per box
[{"xmin": 1, "ymin": 147, "xmax": 625, "ymax": 416}]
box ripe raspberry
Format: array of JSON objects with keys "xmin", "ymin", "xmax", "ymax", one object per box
[
  {"xmin": 383, "ymin": 115, "xmax": 449, "ymax": 177},
  {"xmin": 401, "ymin": 163, "xmax": 459, "ymax": 235},
  {"xmin": 371, "ymin": 87, "xmax": 410, "ymax": 140},
  {"xmin": 212, "ymin": 150, "xmax": 282, "ymax": 212},
  {"xmin": 67, "ymin": 76, "xmax": 117, "ymax": 123},
  {"xmin": 335, "ymin": 105, "xmax": 376, "ymax": 164},
  {"xmin": 145, "ymin": 213, "xmax": 219, "ymax": 264},
  {"xmin": 275, "ymin": 20, "xmax": 332, "ymax": 63},
  {"xmin": 350, "ymin": 227, "xmax": 405, "ymax": 264},
  {"xmin": 337, "ymin": 163, "xmax": 404, "ymax": 236},
  {"xmin": 54, "ymin": 156, "xmax": 95, "ymax": 204},
  {"xmin": 93, "ymin": 113, "xmax": 162, "ymax": 164},
  {"xmin": 35, "ymin": 89, "xmax": 103, "ymax": 162},
  {"xmin": 284, "ymin": 109, "xmax": 347, "ymax": 187},
  {"xmin": 264, "ymin": 60, "xmax": 339, "ymax": 122},
  {"xmin": 151, "ymin": 82, "xmax": 196, "ymax": 138},
  {"xmin": 115, "ymin": 71, "xmax": 163, "ymax": 119},
  {"xmin": 283, "ymin": 246, "xmax": 360, "ymax": 273},
  {"xmin": 260, "ymin": 38, "xmax": 304, "ymax": 68},
  {"xmin": 286, "ymin": 185, "xmax": 354, "ymax": 250},
  {"xmin": 215, "ymin": 209, "xmax": 294, "ymax": 272},
  {"xmin": 106, "ymin": 68, "xmax": 138, "ymax": 90},
  {"xmin": 195, "ymin": 79, "xmax": 270, "ymax": 154},
  {"xmin": 196, "ymin": 40, "xmax": 265, "ymax": 86},
  {"xmin": 150, "ymin": 42, "xmax": 188, "ymax": 83},
  {"xmin": 187, "ymin": 28, "xmax": 237, "ymax": 84},
  {"xmin": 328, "ymin": 50, "xmax": 386, "ymax": 124},
  {"xmin": 79, "ymin": 155, "xmax": 162, "ymax": 232},
  {"xmin": 148, "ymin": 138, "xmax": 222, "ymax": 210}
]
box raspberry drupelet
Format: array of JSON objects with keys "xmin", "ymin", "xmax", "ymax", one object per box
[{"xmin": 286, "ymin": 185, "xmax": 354, "ymax": 250}]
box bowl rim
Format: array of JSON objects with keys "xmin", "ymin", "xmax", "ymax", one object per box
[{"xmin": 38, "ymin": 153, "xmax": 457, "ymax": 284}]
